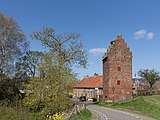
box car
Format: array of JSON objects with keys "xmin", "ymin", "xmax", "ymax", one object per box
[
  {"xmin": 79, "ymin": 96, "xmax": 86, "ymax": 102},
  {"xmin": 87, "ymin": 98, "xmax": 93, "ymax": 102}
]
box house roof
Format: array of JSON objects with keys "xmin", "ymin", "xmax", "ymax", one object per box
[{"xmin": 74, "ymin": 75, "xmax": 103, "ymax": 88}]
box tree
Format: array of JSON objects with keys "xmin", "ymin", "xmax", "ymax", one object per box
[
  {"xmin": 23, "ymin": 27, "xmax": 87, "ymax": 113},
  {"xmin": 31, "ymin": 27, "xmax": 87, "ymax": 68},
  {"xmin": 138, "ymin": 69, "xmax": 160, "ymax": 95},
  {"xmin": 0, "ymin": 12, "xmax": 29, "ymax": 75},
  {"xmin": 23, "ymin": 54, "xmax": 76, "ymax": 112},
  {"xmin": 13, "ymin": 50, "xmax": 44, "ymax": 92},
  {"xmin": 20, "ymin": 50, "xmax": 44, "ymax": 78},
  {"xmin": 0, "ymin": 73, "xmax": 18, "ymax": 102}
]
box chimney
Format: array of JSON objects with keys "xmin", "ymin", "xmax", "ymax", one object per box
[
  {"xmin": 84, "ymin": 75, "xmax": 89, "ymax": 78},
  {"xmin": 94, "ymin": 73, "xmax": 98, "ymax": 76}
]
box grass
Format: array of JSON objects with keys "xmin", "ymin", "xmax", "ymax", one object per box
[
  {"xmin": 69, "ymin": 109, "xmax": 92, "ymax": 120},
  {"xmin": 0, "ymin": 106, "xmax": 44, "ymax": 120},
  {"xmin": 96, "ymin": 95, "xmax": 160, "ymax": 120}
]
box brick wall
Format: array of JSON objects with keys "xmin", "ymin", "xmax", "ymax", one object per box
[{"xmin": 103, "ymin": 34, "xmax": 132, "ymax": 101}]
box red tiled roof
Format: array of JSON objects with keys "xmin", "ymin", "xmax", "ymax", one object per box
[{"xmin": 74, "ymin": 75, "xmax": 103, "ymax": 88}]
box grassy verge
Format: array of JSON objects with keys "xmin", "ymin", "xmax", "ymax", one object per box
[
  {"xmin": 96, "ymin": 95, "xmax": 160, "ymax": 120},
  {"xmin": 69, "ymin": 109, "xmax": 92, "ymax": 120},
  {"xmin": 0, "ymin": 106, "xmax": 44, "ymax": 120}
]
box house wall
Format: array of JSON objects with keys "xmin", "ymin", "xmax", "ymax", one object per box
[
  {"xmin": 132, "ymin": 79, "xmax": 160, "ymax": 95},
  {"xmin": 73, "ymin": 88, "xmax": 103, "ymax": 99}
]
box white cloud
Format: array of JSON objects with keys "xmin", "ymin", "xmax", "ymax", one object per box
[
  {"xmin": 134, "ymin": 29, "xmax": 154, "ymax": 40},
  {"xmin": 89, "ymin": 48, "xmax": 106, "ymax": 56},
  {"xmin": 134, "ymin": 29, "xmax": 146, "ymax": 39},
  {"xmin": 147, "ymin": 32, "xmax": 154, "ymax": 40}
]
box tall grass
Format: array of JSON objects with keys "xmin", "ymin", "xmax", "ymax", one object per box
[
  {"xmin": 0, "ymin": 105, "xmax": 44, "ymax": 120},
  {"xmin": 69, "ymin": 109, "xmax": 92, "ymax": 120}
]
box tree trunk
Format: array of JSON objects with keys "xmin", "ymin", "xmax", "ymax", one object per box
[{"xmin": 150, "ymin": 84, "xmax": 153, "ymax": 95}]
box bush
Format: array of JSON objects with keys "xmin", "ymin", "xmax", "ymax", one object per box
[{"xmin": 0, "ymin": 74, "xmax": 19, "ymax": 102}]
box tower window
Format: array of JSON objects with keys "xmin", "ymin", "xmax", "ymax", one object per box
[
  {"xmin": 118, "ymin": 66, "xmax": 121, "ymax": 71},
  {"xmin": 117, "ymin": 80, "xmax": 121, "ymax": 85}
]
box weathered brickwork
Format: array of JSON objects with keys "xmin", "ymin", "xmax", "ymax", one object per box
[{"xmin": 103, "ymin": 34, "xmax": 132, "ymax": 101}]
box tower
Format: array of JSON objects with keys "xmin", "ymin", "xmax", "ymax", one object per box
[{"xmin": 103, "ymin": 34, "xmax": 132, "ymax": 101}]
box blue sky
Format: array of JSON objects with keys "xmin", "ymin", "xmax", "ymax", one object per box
[{"xmin": 1, "ymin": 0, "xmax": 160, "ymax": 79}]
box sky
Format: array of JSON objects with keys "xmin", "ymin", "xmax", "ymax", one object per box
[{"xmin": 0, "ymin": 0, "xmax": 160, "ymax": 79}]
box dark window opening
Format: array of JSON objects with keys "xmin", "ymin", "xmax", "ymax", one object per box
[
  {"xmin": 117, "ymin": 80, "xmax": 121, "ymax": 85},
  {"xmin": 118, "ymin": 66, "xmax": 121, "ymax": 71}
]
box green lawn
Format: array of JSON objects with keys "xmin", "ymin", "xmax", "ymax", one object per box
[
  {"xmin": 96, "ymin": 95, "xmax": 160, "ymax": 120},
  {"xmin": 69, "ymin": 109, "xmax": 92, "ymax": 120}
]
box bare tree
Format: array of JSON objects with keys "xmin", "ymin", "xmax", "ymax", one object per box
[{"xmin": 0, "ymin": 12, "xmax": 29, "ymax": 75}]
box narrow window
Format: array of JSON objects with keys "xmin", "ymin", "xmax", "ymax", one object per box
[
  {"xmin": 118, "ymin": 66, "xmax": 121, "ymax": 71},
  {"xmin": 117, "ymin": 80, "xmax": 121, "ymax": 85}
]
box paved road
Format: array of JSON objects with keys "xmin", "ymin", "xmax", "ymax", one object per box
[{"xmin": 87, "ymin": 105, "xmax": 154, "ymax": 120}]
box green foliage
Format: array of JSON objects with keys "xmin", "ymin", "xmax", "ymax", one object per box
[
  {"xmin": 14, "ymin": 50, "xmax": 44, "ymax": 91},
  {"xmin": 0, "ymin": 12, "xmax": 28, "ymax": 103},
  {"xmin": 69, "ymin": 109, "xmax": 92, "ymax": 120},
  {"xmin": 138, "ymin": 69, "xmax": 160, "ymax": 93},
  {"xmin": 0, "ymin": 13, "xmax": 88, "ymax": 119},
  {"xmin": 23, "ymin": 54, "xmax": 75, "ymax": 113},
  {"xmin": 0, "ymin": 73, "xmax": 18, "ymax": 102},
  {"xmin": 20, "ymin": 50, "xmax": 44, "ymax": 77},
  {"xmin": 23, "ymin": 27, "xmax": 88, "ymax": 114}
]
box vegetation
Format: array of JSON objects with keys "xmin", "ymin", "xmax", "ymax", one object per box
[
  {"xmin": 0, "ymin": 74, "xmax": 18, "ymax": 102},
  {"xmin": 96, "ymin": 95, "xmax": 160, "ymax": 120},
  {"xmin": 0, "ymin": 12, "xmax": 87, "ymax": 120},
  {"xmin": 19, "ymin": 50, "xmax": 44, "ymax": 78},
  {"xmin": 0, "ymin": 12, "xmax": 28, "ymax": 102},
  {"xmin": 0, "ymin": 103, "xmax": 44, "ymax": 120},
  {"xmin": 1, "ymin": 10, "xmax": 159, "ymax": 120},
  {"xmin": 69, "ymin": 109, "xmax": 92, "ymax": 120},
  {"xmin": 23, "ymin": 27, "xmax": 87, "ymax": 114},
  {"xmin": 0, "ymin": 12, "xmax": 29, "ymax": 75},
  {"xmin": 138, "ymin": 69, "xmax": 160, "ymax": 94}
]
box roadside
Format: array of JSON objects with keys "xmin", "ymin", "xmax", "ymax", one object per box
[
  {"xmin": 90, "ymin": 110, "xmax": 101, "ymax": 120},
  {"xmin": 68, "ymin": 109, "xmax": 92, "ymax": 120},
  {"xmin": 95, "ymin": 95, "xmax": 160, "ymax": 120},
  {"xmin": 87, "ymin": 105, "xmax": 154, "ymax": 120}
]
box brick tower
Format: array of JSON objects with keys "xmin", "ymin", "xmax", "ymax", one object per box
[{"xmin": 103, "ymin": 34, "xmax": 132, "ymax": 101}]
